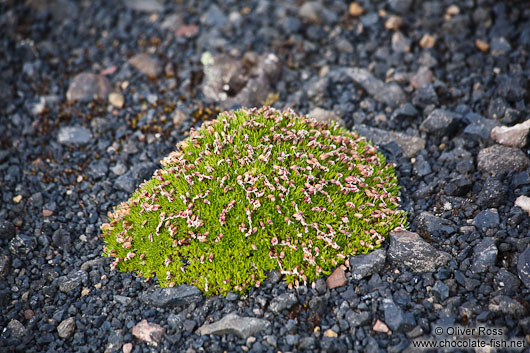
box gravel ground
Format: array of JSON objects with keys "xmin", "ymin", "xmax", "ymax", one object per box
[{"xmin": 1, "ymin": 0, "xmax": 530, "ymax": 352}]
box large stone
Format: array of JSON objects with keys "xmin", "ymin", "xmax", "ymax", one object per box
[
  {"xmin": 57, "ymin": 126, "xmax": 92, "ymax": 145},
  {"xmin": 387, "ymin": 230, "xmax": 451, "ymax": 272},
  {"xmin": 477, "ymin": 178, "xmax": 507, "ymax": 208},
  {"xmin": 471, "ymin": 237, "xmax": 497, "ymax": 273},
  {"xmin": 491, "ymin": 120, "xmax": 530, "ymax": 148},
  {"xmin": 202, "ymin": 52, "xmax": 281, "ymax": 109},
  {"xmin": 57, "ymin": 317, "xmax": 76, "ymax": 339},
  {"xmin": 269, "ymin": 292, "xmax": 298, "ymax": 313},
  {"xmin": 463, "ymin": 115, "xmax": 500, "ymax": 143},
  {"xmin": 198, "ymin": 313, "xmax": 270, "ymax": 339},
  {"xmin": 0, "ymin": 220, "xmax": 16, "ymax": 241},
  {"xmin": 488, "ymin": 295, "xmax": 528, "ymax": 318},
  {"xmin": 477, "ymin": 145, "xmax": 530, "ymax": 176},
  {"xmin": 349, "ymin": 249, "xmax": 386, "ymax": 280},
  {"xmin": 420, "ymin": 109, "xmax": 459, "ymax": 137},
  {"xmin": 58, "ymin": 270, "xmax": 88, "ymax": 293},
  {"xmin": 132, "ymin": 320, "xmax": 165, "ymax": 346},
  {"xmin": 416, "ymin": 212, "xmax": 457, "ymax": 238},
  {"xmin": 383, "ymin": 298, "xmax": 416, "ymax": 332},
  {"xmin": 472, "ymin": 209, "xmax": 500, "ymax": 230},
  {"xmin": 66, "ymin": 73, "xmax": 111, "ymax": 102},
  {"xmin": 341, "ymin": 67, "xmax": 406, "ymax": 108},
  {"xmin": 7, "ymin": 319, "xmax": 27, "ymax": 339},
  {"xmin": 354, "ymin": 125, "xmax": 425, "ymax": 158},
  {"xmin": 517, "ymin": 246, "xmax": 530, "ymax": 289},
  {"xmin": 141, "ymin": 285, "xmax": 203, "ymax": 308}
]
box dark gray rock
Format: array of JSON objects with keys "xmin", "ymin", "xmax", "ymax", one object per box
[
  {"xmin": 388, "ymin": 230, "xmax": 451, "ymax": 272},
  {"xmin": 308, "ymin": 296, "xmax": 327, "ymax": 316},
  {"xmin": 444, "ymin": 175, "xmax": 472, "ymax": 196},
  {"xmin": 0, "ymin": 220, "xmax": 15, "ymax": 241},
  {"xmin": 488, "ymin": 295, "xmax": 527, "ymax": 318},
  {"xmin": 52, "ymin": 229, "xmax": 71, "ymax": 249},
  {"xmin": 419, "ymin": 109, "xmax": 460, "ymax": 137},
  {"xmin": 113, "ymin": 295, "xmax": 133, "ymax": 306},
  {"xmin": 346, "ymin": 311, "xmax": 371, "ymax": 327},
  {"xmin": 198, "ymin": 313, "xmax": 270, "ymax": 339},
  {"xmin": 355, "ymin": 125, "xmax": 425, "ymax": 158},
  {"xmin": 477, "ymin": 145, "xmax": 530, "ymax": 176},
  {"xmin": 391, "ymin": 103, "xmax": 418, "ymax": 120},
  {"xmin": 494, "ymin": 269, "xmax": 520, "ymax": 295},
  {"xmin": 416, "ymin": 212, "xmax": 457, "ymax": 238},
  {"xmin": 349, "ymin": 249, "xmax": 386, "ymax": 280},
  {"xmin": 472, "ymin": 209, "xmax": 500, "ymax": 230},
  {"xmin": 463, "ymin": 114, "xmax": 500, "ymax": 143},
  {"xmin": 471, "ymin": 237, "xmax": 498, "ymax": 273},
  {"xmin": 477, "ymin": 178, "xmax": 507, "ymax": 208},
  {"xmin": 0, "ymin": 254, "xmax": 10, "ymax": 280},
  {"xmin": 58, "ymin": 126, "xmax": 92, "ymax": 145},
  {"xmin": 269, "ymin": 292, "xmax": 297, "ymax": 313},
  {"xmin": 518, "ymin": 246, "xmax": 530, "ymax": 289},
  {"xmin": 115, "ymin": 172, "xmax": 136, "ymax": 193},
  {"xmin": 66, "ymin": 73, "xmax": 110, "ymax": 102},
  {"xmin": 59, "ymin": 270, "xmax": 88, "ymax": 293},
  {"xmin": 141, "ymin": 285, "xmax": 203, "ymax": 308},
  {"xmin": 431, "ymin": 281, "xmax": 449, "ymax": 301},
  {"xmin": 413, "ymin": 154, "xmax": 432, "ymax": 176},
  {"xmin": 383, "ymin": 298, "xmax": 415, "ymax": 332},
  {"xmin": 106, "ymin": 330, "xmax": 124, "ymax": 353},
  {"xmin": 341, "ymin": 67, "xmax": 406, "ymax": 108}
]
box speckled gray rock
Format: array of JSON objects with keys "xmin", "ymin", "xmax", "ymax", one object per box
[
  {"xmin": 354, "ymin": 125, "xmax": 425, "ymax": 157},
  {"xmin": 477, "ymin": 145, "xmax": 530, "ymax": 176},
  {"xmin": 269, "ymin": 292, "xmax": 298, "ymax": 313},
  {"xmin": 488, "ymin": 295, "xmax": 527, "ymax": 318},
  {"xmin": 387, "ymin": 230, "xmax": 451, "ymax": 272},
  {"xmin": 471, "ymin": 237, "xmax": 497, "ymax": 273},
  {"xmin": 198, "ymin": 313, "xmax": 270, "ymax": 339},
  {"xmin": 57, "ymin": 317, "xmax": 76, "ymax": 339},
  {"xmin": 58, "ymin": 270, "xmax": 88, "ymax": 293},
  {"xmin": 141, "ymin": 285, "xmax": 203, "ymax": 308},
  {"xmin": 420, "ymin": 109, "xmax": 460, "ymax": 137},
  {"xmin": 0, "ymin": 254, "xmax": 11, "ymax": 280},
  {"xmin": 58, "ymin": 126, "xmax": 92, "ymax": 145},
  {"xmin": 349, "ymin": 249, "xmax": 386, "ymax": 280}
]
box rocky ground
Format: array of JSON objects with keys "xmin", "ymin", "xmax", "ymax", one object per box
[{"xmin": 1, "ymin": 0, "xmax": 530, "ymax": 352}]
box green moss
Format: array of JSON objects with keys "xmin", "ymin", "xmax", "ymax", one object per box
[{"xmin": 102, "ymin": 107, "xmax": 407, "ymax": 295}]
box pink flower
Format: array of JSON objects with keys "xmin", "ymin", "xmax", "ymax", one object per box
[{"xmin": 271, "ymin": 237, "xmax": 278, "ymax": 245}]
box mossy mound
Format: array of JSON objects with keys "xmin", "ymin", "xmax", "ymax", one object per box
[{"xmin": 102, "ymin": 107, "xmax": 407, "ymax": 295}]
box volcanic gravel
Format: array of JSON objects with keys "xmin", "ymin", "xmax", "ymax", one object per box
[{"xmin": 1, "ymin": 0, "xmax": 530, "ymax": 352}]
